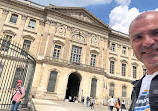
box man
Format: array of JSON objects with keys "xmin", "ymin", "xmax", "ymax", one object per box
[
  {"xmin": 11, "ymin": 80, "xmax": 25, "ymax": 111},
  {"xmin": 129, "ymin": 11, "xmax": 158, "ymax": 111},
  {"xmin": 108, "ymin": 96, "xmax": 115, "ymax": 111}
]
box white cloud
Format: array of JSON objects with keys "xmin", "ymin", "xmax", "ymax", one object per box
[
  {"xmin": 155, "ymin": 8, "xmax": 158, "ymax": 11},
  {"xmin": 115, "ymin": 0, "xmax": 131, "ymax": 6},
  {"xmin": 109, "ymin": 6, "xmax": 140, "ymax": 34}
]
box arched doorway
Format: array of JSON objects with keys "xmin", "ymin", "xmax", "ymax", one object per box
[{"xmin": 65, "ymin": 72, "xmax": 81, "ymax": 102}]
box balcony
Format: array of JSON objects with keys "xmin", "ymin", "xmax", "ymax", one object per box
[{"xmin": 43, "ymin": 56, "xmax": 105, "ymax": 75}]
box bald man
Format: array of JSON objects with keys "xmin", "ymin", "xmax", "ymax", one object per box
[{"xmin": 129, "ymin": 11, "xmax": 158, "ymax": 111}]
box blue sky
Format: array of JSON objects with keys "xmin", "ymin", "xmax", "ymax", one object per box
[{"xmin": 30, "ymin": 0, "xmax": 158, "ymax": 34}]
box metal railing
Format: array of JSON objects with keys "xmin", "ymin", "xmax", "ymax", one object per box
[{"xmin": 0, "ymin": 36, "xmax": 36, "ymax": 110}]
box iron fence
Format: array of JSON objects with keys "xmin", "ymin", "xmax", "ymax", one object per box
[{"xmin": 0, "ymin": 36, "xmax": 36, "ymax": 110}]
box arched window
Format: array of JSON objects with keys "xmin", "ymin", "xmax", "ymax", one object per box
[
  {"xmin": 47, "ymin": 71, "xmax": 58, "ymax": 92},
  {"xmin": 12, "ymin": 67, "xmax": 24, "ymax": 88},
  {"xmin": 122, "ymin": 86, "xmax": 127, "ymax": 97},
  {"xmin": 90, "ymin": 78, "xmax": 97, "ymax": 98},
  {"xmin": 109, "ymin": 83, "xmax": 114, "ymax": 97}
]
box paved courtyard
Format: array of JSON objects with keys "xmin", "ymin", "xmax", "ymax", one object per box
[{"xmin": 32, "ymin": 98, "xmax": 110, "ymax": 111}]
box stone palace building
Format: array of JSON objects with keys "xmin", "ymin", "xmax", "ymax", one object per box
[{"xmin": 0, "ymin": 0, "xmax": 147, "ymax": 105}]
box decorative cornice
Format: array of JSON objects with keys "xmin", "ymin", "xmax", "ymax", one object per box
[
  {"xmin": 2, "ymin": 9, "xmax": 9, "ymax": 15},
  {"xmin": 21, "ymin": 14, "xmax": 28, "ymax": 20}
]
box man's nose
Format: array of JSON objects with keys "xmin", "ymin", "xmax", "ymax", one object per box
[{"xmin": 142, "ymin": 35, "xmax": 155, "ymax": 47}]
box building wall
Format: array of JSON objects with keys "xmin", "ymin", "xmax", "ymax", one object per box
[{"xmin": 0, "ymin": 0, "xmax": 146, "ymax": 104}]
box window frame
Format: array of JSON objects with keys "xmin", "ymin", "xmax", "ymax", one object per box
[
  {"xmin": 110, "ymin": 61, "xmax": 115, "ymax": 74},
  {"xmin": 28, "ymin": 19, "xmax": 36, "ymax": 29},
  {"xmin": 9, "ymin": 14, "xmax": 18, "ymax": 24},
  {"xmin": 122, "ymin": 63, "xmax": 126, "ymax": 76}
]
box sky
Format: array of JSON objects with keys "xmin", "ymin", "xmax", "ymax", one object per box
[{"xmin": 30, "ymin": 0, "xmax": 158, "ymax": 34}]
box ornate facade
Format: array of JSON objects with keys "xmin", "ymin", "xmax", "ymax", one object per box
[{"xmin": 0, "ymin": 0, "xmax": 146, "ymax": 106}]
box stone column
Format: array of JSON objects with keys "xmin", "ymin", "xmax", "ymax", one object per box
[
  {"xmin": 62, "ymin": 27, "xmax": 71, "ymax": 60},
  {"xmin": 17, "ymin": 14, "xmax": 27, "ymax": 43},
  {"xmin": 38, "ymin": 19, "xmax": 51, "ymax": 59},
  {"xmin": 0, "ymin": 9, "xmax": 9, "ymax": 34}
]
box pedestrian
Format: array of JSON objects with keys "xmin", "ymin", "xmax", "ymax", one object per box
[
  {"xmin": 81, "ymin": 96, "xmax": 84, "ymax": 106},
  {"xmin": 121, "ymin": 100, "xmax": 126, "ymax": 111},
  {"xmin": 129, "ymin": 11, "xmax": 158, "ymax": 111},
  {"xmin": 115, "ymin": 98, "xmax": 121, "ymax": 111},
  {"xmin": 107, "ymin": 96, "xmax": 115, "ymax": 111},
  {"xmin": 69, "ymin": 96, "xmax": 72, "ymax": 102},
  {"xmin": 11, "ymin": 80, "xmax": 25, "ymax": 111},
  {"xmin": 86, "ymin": 96, "xmax": 90, "ymax": 107},
  {"xmin": 90, "ymin": 97, "xmax": 95, "ymax": 109}
]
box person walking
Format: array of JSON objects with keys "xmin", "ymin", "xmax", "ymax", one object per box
[
  {"xmin": 90, "ymin": 97, "xmax": 95, "ymax": 109},
  {"xmin": 81, "ymin": 96, "xmax": 84, "ymax": 106},
  {"xmin": 115, "ymin": 98, "xmax": 121, "ymax": 111},
  {"xmin": 107, "ymin": 96, "xmax": 115, "ymax": 111},
  {"xmin": 11, "ymin": 80, "xmax": 25, "ymax": 111},
  {"xmin": 129, "ymin": 11, "xmax": 158, "ymax": 111},
  {"xmin": 121, "ymin": 100, "xmax": 126, "ymax": 111},
  {"xmin": 86, "ymin": 96, "xmax": 90, "ymax": 107}
]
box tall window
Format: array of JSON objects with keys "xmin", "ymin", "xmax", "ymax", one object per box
[
  {"xmin": 70, "ymin": 45, "xmax": 82, "ymax": 64},
  {"xmin": 47, "ymin": 71, "xmax": 58, "ymax": 92},
  {"xmin": 90, "ymin": 78, "xmax": 97, "ymax": 98},
  {"xmin": 23, "ymin": 40, "xmax": 31, "ymax": 50},
  {"xmin": 133, "ymin": 66, "xmax": 137, "ymax": 78},
  {"xmin": 1, "ymin": 35, "xmax": 12, "ymax": 52},
  {"xmin": 90, "ymin": 54, "xmax": 96, "ymax": 67},
  {"xmin": 109, "ymin": 83, "xmax": 114, "ymax": 97},
  {"xmin": 122, "ymin": 47, "xmax": 126, "ymax": 55},
  {"xmin": 10, "ymin": 14, "xmax": 18, "ymax": 24},
  {"xmin": 28, "ymin": 19, "xmax": 36, "ymax": 29},
  {"xmin": 53, "ymin": 45, "xmax": 61, "ymax": 59},
  {"xmin": 110, "ymin": 61, "xmax": 114, "ymax": 74},
  {"xmin": 143, "ymin": 68, "xmax": 147, "ymax": 75},
  {"xmin": 122, "ymin": 63, "xmax": 126, "ymax": 76},
  {"xmin": 12, "ymin": 67, "xmax": 24, "ymax": 88},
  {"xmin": 111, "ymin": 44, "xmax": 115, "ymax": 51},
  {"xmin": 122, "ymin": 86, "xmax": 126, "ymax": 97}
]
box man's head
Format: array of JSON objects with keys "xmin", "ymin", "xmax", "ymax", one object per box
[
  {"xmin": 16, "ymin": 80, "xmax": 23, "ymax": 87},
  {"xmin": 129, "ymin": 11, "xmax": 158, "ymax": 74}
]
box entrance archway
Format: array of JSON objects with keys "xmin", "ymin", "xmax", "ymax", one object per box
[{"xmin": 65, "ymin": 72, "xmax": 81, "ymax": 101}]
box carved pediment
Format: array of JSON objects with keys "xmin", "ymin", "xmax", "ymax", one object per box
[{"xmin": 47, "ymin": 7, "xmax": 109, "ymax": 29}]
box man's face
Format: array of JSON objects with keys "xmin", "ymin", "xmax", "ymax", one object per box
[
  {"xmin": 16, "ymin": 82, "xmax": 21, "ymax": 87},
  {"xmin": 129, "ymin": 13, "xmax": 158, "ymax": 68}
]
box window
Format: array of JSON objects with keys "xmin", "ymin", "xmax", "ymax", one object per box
[
  {"xmin": 143, "ymin": 68, "xmax": 147, "ymax": 75},
  {"xmin": 10, "ymin": 14, "xmax": 18, "ymax": 24},
  {"xmin": 1, "ymin": 35, "xmax": 12, "ymax": 52},
  {"xmin": 70, "ymin": 45, "xmax": 82, "ymax": 64},
  {"xmin": 110, "ymin": 61, "xmax": 114, "ymax": 74},
  {"xmin": 28, "ymin": 19, "xmax": 36, "ymax": 29},
  {"xmin": 122, "ymin": 47, "xmax": 126, "ymax": 55},
  {"xmin": 47, "ymin": 71, "xmax": 58, "ymax": 92},
  {"xmin": 111, "ymin": 44, "xmax": 115, "ymax": 51},
  {"xmin": 90, "ymin": 78, "xmax": 97, "ymax": 98},
  {"xmin": 90, "ymin": 54, "xmax": 96, "ymax": 67},
  {"xmin": 122, "ymin": 63, "xmax": 126, "ymax": 76},
  {"xmin": 133, "ymin": 66, "xmax": 137, "ymax": 78},
  {"xmin": 109, "ymin": 83, "xmax": 114, "ymax": 97},
  {"xmin": 122, "ymin": 86, "xmax": 126, "ymax": 97},
  {"xmin": 53, "ymin": 45, "xmax": 61, "ymax": 59},
  {"xmin": 23, "ymin": 40, "xmax": 31, "ymax": 50},
  {"xmin": 12, "ymin": 67, "xmax": 24, "ymax": 88}
]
